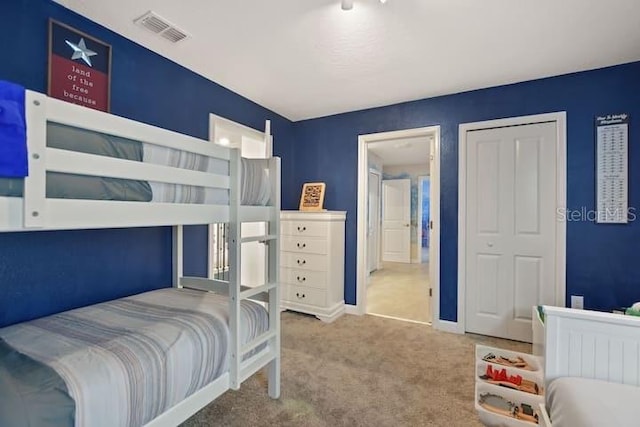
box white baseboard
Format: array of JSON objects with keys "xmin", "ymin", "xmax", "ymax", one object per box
[
  {"xmin": 345, "ymin": 304, "xmax": 364, "ymax": 316},
  {"xmin": 434, "ymin": 319, "xmax": 463, "ymax": 334}
]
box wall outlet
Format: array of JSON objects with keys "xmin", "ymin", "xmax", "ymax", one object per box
[{"xmin": 571, "ymin": 295, "xmax": 584, "ymax": 310}]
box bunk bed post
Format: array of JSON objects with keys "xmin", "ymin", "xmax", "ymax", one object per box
[
  {"xmin": 23, "ymin": 91, "xmax": 48, "ymax": 228},
  {"xmin": 267, "ymin": 155, "xmax": 281, "ymax": 399},
  {"xmin": 172, "ymin": 225, "xmax": 183, "ymax": 288},
  {"xmin": 228, "ymin": 148, "xmax": 242, "ymax": 390}
]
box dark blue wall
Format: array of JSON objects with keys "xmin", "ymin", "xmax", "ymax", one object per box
[
  {"xmin": 0, "ymin": 0, "xmax": 295, "ymax": 327},
  {"xmin": 292, "ymin": 61, "xmax": 640, "ymax": 321},
  {"xmin": 3, "ymin": 1, "xmax": 639, "ymax": 328}
]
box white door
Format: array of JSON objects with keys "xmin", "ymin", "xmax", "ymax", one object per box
[
  {"xmin": 368, "ymin": 171, "xmax": 381, "ymax": 273},
  {"xmin": 465, "ymin": 122, "xmax": 557, "ymax": 342},
  {"xmin": 382, "ymin": 179, "xmax": 411, "ymax": 263},
  {"xmin": 240, "ymin": 136, "xmax": 267, "ymax": 286}
]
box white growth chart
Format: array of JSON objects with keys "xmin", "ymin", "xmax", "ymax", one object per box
[{"xmin": 596, "ymin": 113, "xmax": 629, "ymax": 224}]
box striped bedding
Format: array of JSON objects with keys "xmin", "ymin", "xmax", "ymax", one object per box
[
  {"xmin": 143, "ymin": 144, "xmax": 271, "ymax": 206},
  {"xmin": 0, "ymin": 288, "xmax": 268, "ymax": 427}
]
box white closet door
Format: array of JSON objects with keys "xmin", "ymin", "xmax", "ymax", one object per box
[
  {"xmin": 465, "ymin": 122, "xmax": 557, "ymax": 342},
  {"xmin": 241, "ymin": 136, "xmax": 267, "ymax": 286}
]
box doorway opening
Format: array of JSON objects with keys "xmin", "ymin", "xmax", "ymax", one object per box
[
  {"xmin": 356, "ymin": 126, "xmax": 441, "ymax": 325},
  {"xmin": 208, "ymin": 114, "xmax": 272, "ymax": 285}
]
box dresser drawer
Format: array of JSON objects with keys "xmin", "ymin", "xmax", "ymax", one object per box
[
  {"xmin": 280, "ymin": 267, "xmax": 326, "ymax": 289},
  {"xmin": 282, "ymin": 236, "xmax": 327, "ymax": 255},
  {"xmin": 280, "ymin": 252, "xmax": 327, "ymax": 271},
  {"xmin": 281, "ymin": 220, "xmax": 328, "ymax": 237},
  {"xmin": 282, "ymin": 284, "xmax": 327, "ymax": 307}
]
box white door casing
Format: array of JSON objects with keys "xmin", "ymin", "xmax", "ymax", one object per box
[
  {"xmin": 208, "ymin": 114, "xmax": 272, "ymax": 286},
  {"xmin": 464, "ymin": 121, "xmax": 558, "ymax": 342},
  {"xmin": 382, "ymin": 179, "xmax": 411, "ymax": 263},
  {"xmin": 239, "ymin": 135, "xmax": 268, "ymax": 286},
  {"xmin": 368, "ymin": 170, "xmax": 382, "ymax": 273},
  {"xmin": 355, "ymin": 126, "xmax": 441, "ymax": 322}
]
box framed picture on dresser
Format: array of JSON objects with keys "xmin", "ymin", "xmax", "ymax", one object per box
[{"xmin": 299, "ymin": 182, "xmax": 326, "ymax": 211}]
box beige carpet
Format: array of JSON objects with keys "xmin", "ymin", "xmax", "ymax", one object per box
[{"xmin": 183, "ymin": 312, "xmax": 530, "ymax": 427}]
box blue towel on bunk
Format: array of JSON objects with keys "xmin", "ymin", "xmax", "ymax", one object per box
[{"xmin": 0, "ymin": 80, "xmax": 28, "ymax": 177}]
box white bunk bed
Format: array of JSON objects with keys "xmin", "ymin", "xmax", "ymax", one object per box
[
  {"xmin": 0, "ymin": 90, "xmax": 281, "ymax": 427},
  {"xmin": 536, "ymin": 306, "xmax": 640, "ymax": 427}
]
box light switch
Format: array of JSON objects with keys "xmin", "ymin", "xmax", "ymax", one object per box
[{"xmin": 571, "ymin": 295, "xmax": 584, "ymax": 310}]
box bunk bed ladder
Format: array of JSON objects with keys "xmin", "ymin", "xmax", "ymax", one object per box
[{"xmin": 229, "ymin": 141, "xmax": 281, "ymax": 398}]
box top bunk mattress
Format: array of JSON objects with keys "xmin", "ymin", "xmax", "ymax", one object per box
[
  {"xmin": 547, "ymin": 377, "xmax": 640, "ymax": 427},
  {"xmin": 0, "ymin": 122, "xmax": 272, "ymax": 206},
  {"xmin": 0, "ymin": 288, "xmax": 269, "ymax": 427}
]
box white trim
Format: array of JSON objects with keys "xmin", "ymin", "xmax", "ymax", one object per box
[
  {"xmin": 429, "ymin": 134, "xmax": 441, "ymax": 326},
  {"xmin": 356, "ymin": 126, "xmax": 441, "ymax": 322},
  {"xmin": 344, "ymin": 304, "xmax": 363, "ymax": 315},
  {"xmin": 433, "ymin": 319, "xmax": 461, "ymax": 334},
  {"xmin": 416, "ymin": 175, "xmax": 425, "ymax": 264},
  {"xmin": 367, "ymin": 312, "xmax": 431, "ymax": 326},
  {"xmin": 209, "ymin": 113, "xmax": 268, "ymax": 150},
  {"xmin": 457, "ymin": 112, "xmax": 567, "ymax": 336},
  {"xmin": 368, "ymin": 168, "xmax": 383, "ymax": 272}
]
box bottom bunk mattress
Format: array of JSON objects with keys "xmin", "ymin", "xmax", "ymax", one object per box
[
  {"xmin": 547, "ymin": 377, "xmax": 640, "ymax": 427},
  {"xmin": 0, "ymin": 288, "xmax": 268, "ymax": 427}
]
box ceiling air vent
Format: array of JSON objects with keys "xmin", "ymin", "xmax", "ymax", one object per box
[
  {"xmin": 161, "ymin": 27, "xmax": 188, "ymax": 43},
  {"xmin": 134, "ymin": 11, "xmax": 189, "ymax": 43}
]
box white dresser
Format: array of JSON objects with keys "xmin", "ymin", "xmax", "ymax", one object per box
[{"xmin": 280, "ymin": 210, "xmax": 346, "ymax": 322}]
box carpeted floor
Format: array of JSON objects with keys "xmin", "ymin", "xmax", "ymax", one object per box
[{"xmin": 183, "ymin": 311, "xmax": 530, "ymax": 427}]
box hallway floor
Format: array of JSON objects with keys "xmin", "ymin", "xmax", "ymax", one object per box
[{"xmin": 366, "ymin": 261, "xmax": 431, "ymax": 323}]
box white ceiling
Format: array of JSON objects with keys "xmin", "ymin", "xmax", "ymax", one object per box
[
  {"xmin": 369, "ymin": 136, "xmax": 431, "ymax": 167},
  {"xmin": 54, "ymin": 0, "xmax": 640, "ymax": 121}
]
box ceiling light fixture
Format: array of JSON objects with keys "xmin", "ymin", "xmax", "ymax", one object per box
[
  {"xmin": 219, "ymin": 137, "xmax": 230, "ymax": 146},
  {"xmin": 341, "ymin": 0, "xmax": 353, "ymax": 10},
  {"xmin": 380, "ymin": 0, "xmax": 387, "ymax": 3}
]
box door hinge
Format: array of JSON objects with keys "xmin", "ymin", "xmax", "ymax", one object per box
[
  {"xmin": 429, "ymin": 288, "xmax": 433, "ymax": 297},
  {"xmin": 429, "ymin": 220, "xmax": 433, "ymax": 230}
]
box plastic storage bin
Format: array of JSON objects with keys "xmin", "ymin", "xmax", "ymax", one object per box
[
  {"xmin": 476, "ymin": 345, "xmax": 543, "ymax": 372},
  {"xmin": 476, "ymin": 344, "xmax": 545, "ymax": 426},
  {"xmin": 476, "ymin": 382, "xmax": 544, "ymax": 426},
  {"xmin": 476, "ymin": 361, "xmax": 544, "ymax": 396}
]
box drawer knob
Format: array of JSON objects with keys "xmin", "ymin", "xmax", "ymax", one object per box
[
  {"xmin": 297, "ymin": 226, "xmax": 307, "ymax": 232},
  {"xmin": 297, "ymin": 259, "xmax": 306, "ymax": 265},
  {"xmin": 297, "ymin": 276, "xmax": 306, "ymax": 282},
  {"xmin": 295, "ymin": 292, "xmax": 306, "ymax": 299},
  {"xmin": 297, "ymin": 242, "xmax": 307, "ymax": 249}
]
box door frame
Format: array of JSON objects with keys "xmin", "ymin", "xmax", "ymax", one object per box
[
  {"xmin": 354, "ymin": 126, "xmax": 441, "ymax": 328},
  {"xmin": 207, "ymin": 114, "xmax": 272, "ymax": 279},
  {"xmin": 417, "ymin": 174, "xmax": 430, "ymax": 264},
  {"xmin": 457, "ymin": 112, "xmax": 567, "ymax": 335},
  {"xmin": 368, "ymin": 168, "xmax": 383, "ymax": 273}
]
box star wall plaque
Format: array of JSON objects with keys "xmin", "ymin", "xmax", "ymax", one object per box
[{"xmin": 48, "ymin": 20, "xmax": 112, "ymax": 112}]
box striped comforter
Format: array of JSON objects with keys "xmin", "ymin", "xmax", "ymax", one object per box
[
  {"xmin": 143, "ymin": 143, "xmax": 271, "ymax": 206},
  {"xmin": 0, "ymin": 288, "xmax": 268, "ymax": 427}
]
